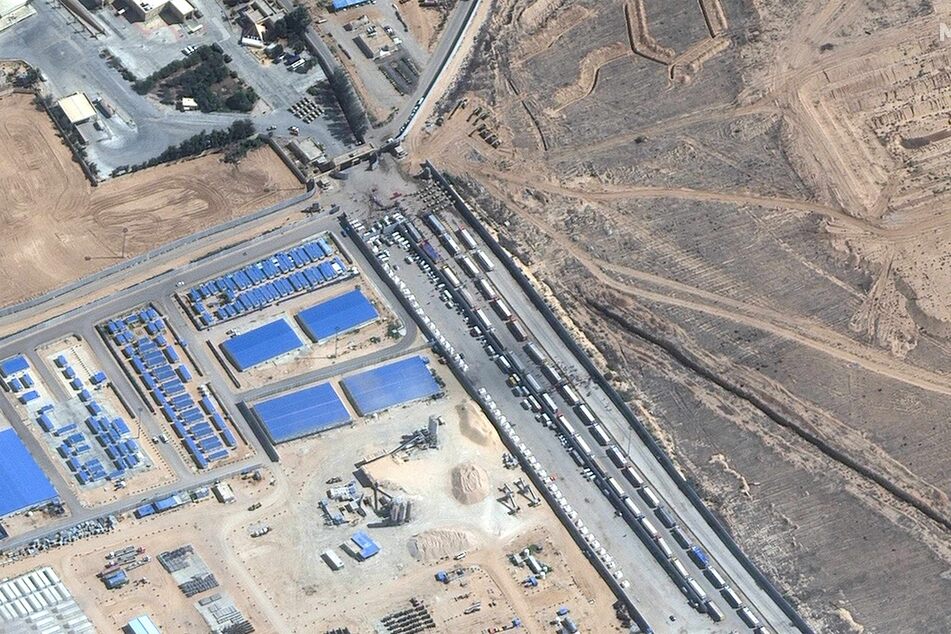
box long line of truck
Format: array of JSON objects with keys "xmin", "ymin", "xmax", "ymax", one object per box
[{"xmin": 399, "ymin": 208, "xmax": 769, "ymax": 632}]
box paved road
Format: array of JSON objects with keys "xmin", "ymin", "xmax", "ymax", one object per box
[
  {"xmin": 0, "ymin": 0, "xmax": 345, "ymax": 174},
  {"xmin": 363, "ymin": 221, "xmax": 749, "ymax": 632},
  {"xmin": 0, "ymin": 213, "xmax": 415, "ymax": 549}
]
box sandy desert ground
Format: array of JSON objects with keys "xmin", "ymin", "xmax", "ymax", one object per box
[
  {"xmin": 410, "ymin": 0, "xmax": 951, "ymax": 631},
  {"xmin": 0, "ymin": 92, "xmax": 303, "ymax": 309}
]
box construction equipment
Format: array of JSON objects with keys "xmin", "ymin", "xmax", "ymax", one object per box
[{"xmin": 514, "ymin": 478, "xmax": 541, "ymax": 507}]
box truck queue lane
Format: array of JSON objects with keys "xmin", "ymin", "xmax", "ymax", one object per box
[{"xmin": 360, "ymin": 220, "xmax": 733, "ymax": 632}]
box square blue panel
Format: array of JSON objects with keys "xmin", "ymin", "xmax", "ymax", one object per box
[
  {"xmin": 0, "ymin": 428, "xmax": 58, "ymax": 516},
  {"xmin": 340, "ymin": 356, "xmax": 441, "ymax": 416},
  {"xmin": 253, "ymin": 383, "xmax": 351, "ymax": 443},
  {"xmin": 296, "ymin": 289, "xmax": 379, "ymax": 343},
  {"xmin": 221, "ymin": 319, "xmax": 304, "ymax": 371}
]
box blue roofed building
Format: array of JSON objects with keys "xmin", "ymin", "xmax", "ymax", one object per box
[
  {"xmin": 220, "ymin": 318, "xmax": 305, "ymax": 371},
  {"xmin": 0, "ymin": 428, "xmax": 58, "ymax": 517},
  {"xmin": 332, "ymin": 0, "xmax": 370, "ymax": 10},
  {"xmin": 340, "ymin": 356, "xmax": 441, "ymax": 416},
  {"xmin": 252, "ymin": 383, "xmax": 351, "ymax": 443},
  {"xmin": 0, "ymin": 355, "xmax": 29, "ymax": 377},
  {"xmin": 351, "ymin": 530, "xmax": 380, "ymax": 559},
  {"xmin": 295, "ymin": 288, "xmax": 379, "ymax": 343}
]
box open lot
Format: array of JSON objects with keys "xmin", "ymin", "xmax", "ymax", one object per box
[
  {"xmin": 413, "ymin": 0, "xmax": 951, "ymax": 631},
  {"xmin": 0, "ymin": 92, "xmax": 302, "ymax": 309},
  {"xmin": 233, "ymin": 377, "xmax": 619, "ymax": 633}
]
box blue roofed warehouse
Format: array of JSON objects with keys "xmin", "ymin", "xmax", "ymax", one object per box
[
  {"xmin": 252, "ymin": 383, "xmax": 352, "ymax": 444},
  {"xmin": 221, "ymin": 319, "xmax": 305, "ymax": 371},
  {"xmin": 340, "ymin": 356, "xmax": 441, "ymax": 416},
  {"xmin": 0, "ymin": 428, "xmax": 58, "ymax": 517},
  {"xmin": 295, "ymin": 288, "xmax": 379, "ymax": 344}
]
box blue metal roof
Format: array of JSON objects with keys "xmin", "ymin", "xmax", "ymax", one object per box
[
  {"xmin": 253, "ymin": 383, "xmax": 351, "ymax": 444},
  {"xmin": 0, "ymin": 355, "xmax": 28, "ymax": 377},
  {"xmin": 296, "ymin": 289, "xmax": 379, "ymax": 343},
  {"xmin": 221, "ymin": 319, "xmax": 304, "ymax": 371},
  {"xmin": 332, "ymin": 0, "xmax": 369, "ymax": 9},
  {"xmin": 341, "ymin": 356, "xmax": 441, "ymax": 416},
  {"xmin": 0, "ymin": 428, "xmax": 58, "ymax": 516}
]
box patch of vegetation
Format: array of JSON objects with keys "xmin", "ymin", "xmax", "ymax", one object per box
[
  {"xmin": 224, "ymin": 135, "xmax": 267, "ymax": 164},
  {"xmin": 269, "ymin": 7, "xmax": 311, "ymax": 52},
  {"xmin": 328, "ymin": 67, "xmax": 369, "ymax": 141},
  {"xmin": 133, "ymin": 45, "xmax": 258, "ymax": 113},
  {"xmin": 113, "ymin": 119, "xmax": 257, "ymax": 176}
]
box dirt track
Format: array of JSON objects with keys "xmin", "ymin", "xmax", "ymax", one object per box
[
  {"xmin": 410, "ymin": 0, "xmax": 951, "ymax": 630},
  {"xmin": 0, "ymin": 93, "xmax": 302, "ymax": 308}
]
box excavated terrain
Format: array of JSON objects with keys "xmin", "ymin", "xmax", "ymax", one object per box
[{"xmin": 414, "ymin": 0, "xmax": 951, "ymax": 631}]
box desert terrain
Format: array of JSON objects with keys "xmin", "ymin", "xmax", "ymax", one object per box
[
  {"xmin": 0, "ymin": 92, "xmax": 303, "ymax": 309},
  {"xmin": 411, "ymin": 0, "xmax": 951, "ymax": 631}
]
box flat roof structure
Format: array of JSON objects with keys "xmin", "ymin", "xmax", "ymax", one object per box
[
  {"xmin": 56, "ymin": 93, "xmax": 96, "ymax": 124},
  {"xmin": 124, "ymin": 615, "xmax": 162, "ymax": 634},
  {"xmin": 0, "ymin": 428, "xmax": 57, "ymax": 517},
  {"xmin": 220, "ymin": 318, "xmax": 304, "ymax": 371},
  {"xmin": 340, "ymin": 356, "xmax": 440, "ymax": 416},
  {"xmin": 295, "ymin": 288, "xmax": 379, "ymax": 343},
  {"xmin": 0, "ymin": 354, "xmax": 28, "ymax": 377},
  {"xmin": 332, "ymin": 0, "xmax": 370, "ymax": 10},
  {"xmin": 351, "ymin": 530, "xmax": 380, "ymax": 559},
  {"xmin": 252, "ymin": 383, "xmax": 351, "ymax": 443},
  {"xmin": 0, "ymin": 567, "xmax": 95, "ymax": 633}
]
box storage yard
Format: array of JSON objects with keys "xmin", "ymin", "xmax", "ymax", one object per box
[{"xmin": 0, "ymin": 93, "xmax": 302, "ymax": 308}]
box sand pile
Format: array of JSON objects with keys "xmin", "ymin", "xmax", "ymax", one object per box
[
  {"xmin": 408, "ymin": 528, "xmax": 473, "ymax": 562},
  {"xmin": 458, "ymin": 403, "xmax": 493, "ymax": 446},
  {"xmin": 450, "ymin": 461, "xmax": 490, "ymax": 505}
]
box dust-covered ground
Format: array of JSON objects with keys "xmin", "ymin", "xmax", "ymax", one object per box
[
  {"xmin": 0, "ymin": 92, "xmax": 303, "ymax": 309},
  {"xmin": 410, "ymin": 0, "xmax": 951, "ymax": 631}
]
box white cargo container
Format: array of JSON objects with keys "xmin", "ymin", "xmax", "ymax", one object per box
[
  {"xmin": 457, "ymin": 255, "xmax": 479, "ymax": 277},
  {"xmin": 621, "ymin": 466, "xmax": 645, "ymax": 487},
  {"xmin": 524, "ymin": 342, "xmax": 545, "ymax": 364},
  {"xmin": 475, "ymin": 278, "xmax": 497, "ymax": 300},
  {"xmin": 606, "ymin": 446, "xmax": 627, "ymax": 467},
  {"xmin": 686, "ymin": 577, "xmax": 707, "ymax": 601},
  {"xmin": 623, "ymin": 497, "xmax": 643, "ymax": 518},
  {"xmin": 720, "ymin": 586, "xmax": 742, "ymax": 609},
  {"xmin": 575, "ymin": 403, "xmax": 597, "ymax": 425},
  {"xmin": 590, "ymin": 424, "xmax": 610, "ymax": 446},
  {"xmin": 443, "ymin": 235, "xmax": 461, "ymax": 256},
  {"xmin": 639, "ymin": 486, "xmax": 660, "ymax": 508},
  {"xmin": 474, "ymin": 309, "xmax": 492, "ymax": 331},
  {"xmin": 556, "ymin": 415, "xmax": 576, "ymax": 437},
  {"xmin": 574, "ymin": 437, "xmax": 593, "ymax": 457},
  {"xmin": 559, "ymin": 384, "xmax": 580, "ymax": 405},
  {"xmin": 671, "ymin": 558, "xmax": 689, "ymax": 579},
  {"xmin": 541, "ymin": 363, "xmax": 563, "ymax": 384},
  {"xmin": 738, "ymin": 607, "xmax": 761, "ymax": 628},
  {"xmin": 656, "ymin": 536, "xmax": 673, "ymax": 558},
  {"xmin": 606, "ymin": 477, "xmax": 626, "ymax": 499},
  {"xmin": 491, "ymin": 298, "xmax": 513, "ymax": 321},
  {"xmin": 441, "ymin": 266, "xmax": 462, "ymax": 288},
  {"xmin": 704, "ymin": 567, "xmax": 727, "ymax": 589},
  {"xmin": 540, "ymin": 393, "xmax": 558, "ymax": 414},
  {"xmin": 457, "ymin": 227, "xmax": 478, "ymax": 249},
  {"xmin": 638, "ymin": 516, "xmax": 658, "ymax": 539},
  {"xmin": 474, "ymin": 249, "xmax": 495, "ymax": 272}
]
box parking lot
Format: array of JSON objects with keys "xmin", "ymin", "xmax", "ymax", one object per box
[{"xmin": 0, "ymin": 0, "xmax": 347, "ymax": 173}]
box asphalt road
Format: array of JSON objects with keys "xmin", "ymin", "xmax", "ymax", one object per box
[{"xmin": 0, "ymin": 212, "xmax": 419, "ymax": 550}]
